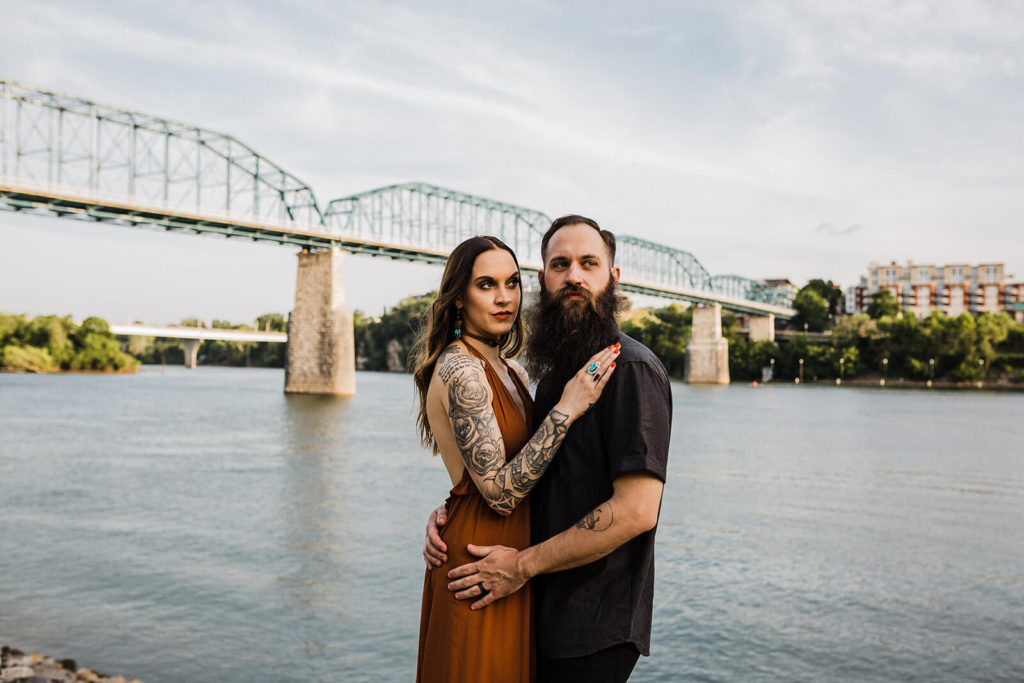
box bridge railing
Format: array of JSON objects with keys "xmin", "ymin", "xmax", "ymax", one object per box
[
  {"xmin": 709, "ymin": 274, "xmax": 797, "ymax": 308},
  {"xmin": 0, "ymin": 79, "xmax": 322, "ymax": 230},
  {"xmin": 324, "ymin": 182, "xmax": 551, "ymax": 265}
]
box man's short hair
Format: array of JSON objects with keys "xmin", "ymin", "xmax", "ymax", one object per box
[{"xmin": 541, "ymin": 215, "xmax": 617, "ymax": 266}]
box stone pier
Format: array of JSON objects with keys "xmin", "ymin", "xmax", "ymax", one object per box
[
  {"xmin": 182, "ymin": 338, "xmax": 201, "ymax": 369},
  {"xmin": 748, "ymin": 314, "xmax": 775, "ymax": 342},
  {"xmin": 284, "ymin": 248, "xmax": 356, "ymax": 395},
  {"xmin": 685, "ymin": 304, "xmax": 729, "ymax": 384}
]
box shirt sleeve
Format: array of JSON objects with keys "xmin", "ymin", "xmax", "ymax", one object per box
[{"xmin": 602, "ymin": 359, "xmax": 672, "ymax": 482}]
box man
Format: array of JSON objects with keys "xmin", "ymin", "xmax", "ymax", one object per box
[{"xmin": 424, "ymin": 215, "xmax": 672, "ymax": 683}]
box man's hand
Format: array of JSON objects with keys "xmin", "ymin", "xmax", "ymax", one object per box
[
  {"xmin": 446, "ymin": 544, "xmax": 528, "ymax": 610},
  {"xmin": 423, "ymin": 504, "xmax": 448, "ymax": 569}
]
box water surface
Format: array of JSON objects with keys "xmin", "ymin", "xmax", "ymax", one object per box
[{"xmin": 1, "ymin": 368, "xmax": 1021, "ymax": 681}]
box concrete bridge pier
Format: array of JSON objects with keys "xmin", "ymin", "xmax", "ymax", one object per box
[
  {"xmin": 182, "ymin": 338, "xmax": 201, "ymax": 369},
  {"xmin": 749, "ymin": 314, "xmax": 775, "ymax": 342},
  {"xmin": 685, "ymin": 304, "xmax": 729, "ymax": 384},
  {"xmin": 284, "ymin": 248, "xmax": 356, "ymax": 395}
]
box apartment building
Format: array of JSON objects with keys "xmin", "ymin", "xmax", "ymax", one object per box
[{"xmin": 848, "ymin": 261, "xmax": 1024, "ymax": 320}]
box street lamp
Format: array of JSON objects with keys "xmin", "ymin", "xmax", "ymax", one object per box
[
  {"xmin": 881, "ymin": 357, "xmax": 889, "ymax": 386},
  {"xmin": 770, "ymin": 357, "xmax": 775, "ymax": 383},
  {"xmin": 978, "ymin": 358, "xmax": 985, "ymax": 388},
  {"xmin": 928, "ymin": 358, "xmax": 935, "ymax": 387},
  {"xmin": 838, "ymin": 357, "xmax": 845, "ymax": 385},
  {"xmin": 799, "ymin": 357, "xmax": 804, "ymax": 384}
]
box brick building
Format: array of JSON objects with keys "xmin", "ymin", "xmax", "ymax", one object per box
[{"xmin": 847, "ymin": 261, "xmax": 1024, "ymax": 321}]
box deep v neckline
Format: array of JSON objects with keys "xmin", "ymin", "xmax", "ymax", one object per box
[{"xmin": 462, "ymin": 343, "xmax": 530, "ymax": 425}]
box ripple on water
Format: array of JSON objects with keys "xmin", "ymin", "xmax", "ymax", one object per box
[{"xmin": 1, "ymin": 371, "xmax": 1022, "ymax": 682}]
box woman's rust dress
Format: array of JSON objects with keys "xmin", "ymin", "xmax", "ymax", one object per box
[{"xmin": 417, "ymin": 345, "xmax": 536, "ymax": 683}]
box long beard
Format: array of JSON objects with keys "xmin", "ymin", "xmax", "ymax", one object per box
[{"xmin": 524, "ymin": 278, "xmax": 630, "ymax": 385}]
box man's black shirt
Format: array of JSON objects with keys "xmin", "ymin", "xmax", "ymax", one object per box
[{"xmin": 530, "ymin": 332, "xmax": 672, "ymax": 658}]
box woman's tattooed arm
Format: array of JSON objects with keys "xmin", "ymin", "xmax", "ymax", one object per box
[{"xmin": 440, "ymin": 345, "xmax": 570, "ymax": 516}]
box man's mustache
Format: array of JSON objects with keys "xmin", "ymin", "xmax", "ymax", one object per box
[{"xmin": 556, "ymin": 284, "xmax": 594, "ymax": 303}]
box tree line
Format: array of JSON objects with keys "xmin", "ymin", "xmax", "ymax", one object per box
[
  {"xmin": 351, "ymin": 283, "xmax": 1024, "ymax": 385},
  {"xmin": 8, "ymin": 279, "xmax": 1021, "ymax": 384},
  {"xmin": 0, "ymin": 313, "xmax": 139, "ymax": 372}
]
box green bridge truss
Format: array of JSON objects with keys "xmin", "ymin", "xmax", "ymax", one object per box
[{"xmin": 0, "ymin": 79, "xmax": 794, "ymax": 317}]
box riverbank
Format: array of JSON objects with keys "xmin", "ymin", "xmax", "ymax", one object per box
[
  {"xmin": 0, "ymin": 646, "xmax": 142, "ymax": 683},
  {"xmin": 761, "ymin": 376, "xmax": 1024, "ymax": 391},
  {"xmin": 0, "ymin": 367, "xmax": 139, "ymax": 375}
]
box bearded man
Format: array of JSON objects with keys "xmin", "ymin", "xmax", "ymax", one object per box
[{"xmin": 425, "ymin": 215, "xmax": 673, "ymax": 683}]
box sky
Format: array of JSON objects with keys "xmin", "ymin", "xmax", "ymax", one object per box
[{"xmin": 1, "ymin": 0, "xmax": 1022, "ymax": 325}]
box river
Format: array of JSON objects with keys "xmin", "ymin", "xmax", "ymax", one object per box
[{"xmin": 1, "ymin": 367, "xmax": 1021, "ymax": 682}]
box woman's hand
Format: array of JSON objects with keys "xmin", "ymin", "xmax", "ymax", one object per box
[{"xmin": 555, "ymin": 343, "xmax": 620, "ymax": 419}]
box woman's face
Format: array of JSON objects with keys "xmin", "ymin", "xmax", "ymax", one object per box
[{"xmin": 457, "ymin": 248, "xmax": 521, "ymax": 339}]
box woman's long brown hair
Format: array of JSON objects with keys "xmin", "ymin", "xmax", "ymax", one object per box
[{"xmin": 412, "ymin": 236, "xmax": 525, "ymax": 453}]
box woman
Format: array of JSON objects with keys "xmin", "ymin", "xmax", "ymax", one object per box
[{"xmin": 413, "ymin": 235, "xmax": 619, "ymax": 683}]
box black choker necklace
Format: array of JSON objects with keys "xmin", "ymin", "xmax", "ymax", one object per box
[{"xmin": 460, "ymin": 330, "xmax": 501, "ymax": 347}]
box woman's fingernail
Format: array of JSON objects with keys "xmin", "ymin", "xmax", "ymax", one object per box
[{"xmin": 612, "ymin": 362, "xmax": 616, "ymax": 367}]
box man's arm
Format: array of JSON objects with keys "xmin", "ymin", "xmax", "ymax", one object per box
[
  {"xmin": 446, "ymin": 471, "xmax": 663, "ymax": 609},
  {"xmin": 423, "ymin": 503, "xmax": 448, "ymax": 568}
]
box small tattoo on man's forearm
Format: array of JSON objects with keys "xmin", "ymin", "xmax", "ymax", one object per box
[{"xmin": 575, "ymin": 504, "xmax": 613, "ymax": 531}]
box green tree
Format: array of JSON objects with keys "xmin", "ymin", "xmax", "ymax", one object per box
[
  {"xmin": 804, "ymin": 278, "xmax": 844, "ymax": 315},
  {"xmin": 257, "ymin": 313, "xmax": 287, "ymax": 332},
  {"xmin": 792, "ymin": 289, "xmax": 830, "ymax": 331},
  {"xmin": 69, "ymin": 316, "xmax": 138, "ymax": 371},
  {"xmin": 0, "ymin": 345, "xmax": 57, "ymax": 372},
  {"xmin": 867, "ymin": 289, "xmax": 900, "ymax": 319},
  {"xmin": 621, "ymin": 304, "xmax": 691, "ymax": 378},
  {"xmin": 0, "ymin": 313, "xmax": 24, "ymax": 345},
  {"xmin": 727, "ymin": 337, "xmax": 781, "ymax": 381},
  {"xmin": 356, "ymin": 294, "xmax": 434, "ymax": 371}
]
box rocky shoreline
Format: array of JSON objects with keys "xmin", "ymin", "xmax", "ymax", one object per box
[{"xmin": 0, "ymin": 646, "xmax": 142, "ymax": 683}]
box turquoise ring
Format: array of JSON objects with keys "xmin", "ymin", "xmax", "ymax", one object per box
[{"xmin": 587, "ymin": 361, "xmax": 601, "ymax": 376}]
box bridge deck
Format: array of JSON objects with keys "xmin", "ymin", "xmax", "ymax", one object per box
[{"xmin": 108, "ymin": 323, "xmax": 286, "ymax": 343}]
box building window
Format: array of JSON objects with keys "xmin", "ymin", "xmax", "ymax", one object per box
[
  {"xmin": 950, "ymin": 266, "xmax": 962, "ymax": 282},
  {"xmin": 886, "ymin": 268, "xmax": 898, "ymax": 285},
  {"xmin": 918, "ymin": 267, "xmax": 930, "ymax": 282},
  {"xmin": 986, "ymin": 265, "xmax": 999, "ymax": 282}
]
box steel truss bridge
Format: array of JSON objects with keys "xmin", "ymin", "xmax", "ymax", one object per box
[{"xmin": 0, "ymin": 80, "xmax": 794, "ymax": 318}]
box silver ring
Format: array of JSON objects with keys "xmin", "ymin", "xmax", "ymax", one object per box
[{"xmin": 586, "ymin": 361, "xmax": 601, "ymax": 377}]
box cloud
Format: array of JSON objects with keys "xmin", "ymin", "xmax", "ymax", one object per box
[
  {"xmin": 816, "ymin": 222, "xmax": 862, "ymax": 237},
  {"xmin": 1, "ymin": 0, "xmax": 1022, "ymax": 315}
]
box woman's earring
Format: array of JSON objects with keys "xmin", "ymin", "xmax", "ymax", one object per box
[
  {"xmin": 454, "ymin": 308, "xmax": 462, "ymax": 337},
  {"xmin": 511, "ymin": 322, "xmax": 517, "ymax": 332}
]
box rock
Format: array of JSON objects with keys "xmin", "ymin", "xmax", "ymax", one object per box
[
  {"xmin": 26, "ymin": 653, "xmax": 45, "ymax": 666},
  {"xmin": 1, "ymin": 665, "xmax": 35, "ymax": 679},
  {"xmin": 76, "ymin": 669, "xmax": 100, "ymax": 682},
  {"xmin": 58, "ymin": 659, "xmax": 77, "ymax": 672}
]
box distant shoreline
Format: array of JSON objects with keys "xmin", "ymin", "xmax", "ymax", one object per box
[
  {"xmin": 0, "ymin": 367, "xmax": 139, "ymax": 375},
  {"xmin": 754, "ymin": 377, "xmax": 1024, "ymax": 392}
]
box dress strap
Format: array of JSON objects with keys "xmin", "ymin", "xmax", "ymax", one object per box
[{"xmin": 462, "ymin": 340, "xmax": 488, "ymax": 363}]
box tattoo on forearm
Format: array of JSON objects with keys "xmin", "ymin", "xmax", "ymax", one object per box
[
  {"xmin": 575, "ymin": 503, "xmax": 614, "ymax": 532},
  {"xmin": 441, "ymin": 349, "xmax": 571, "ymax": 514}
]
